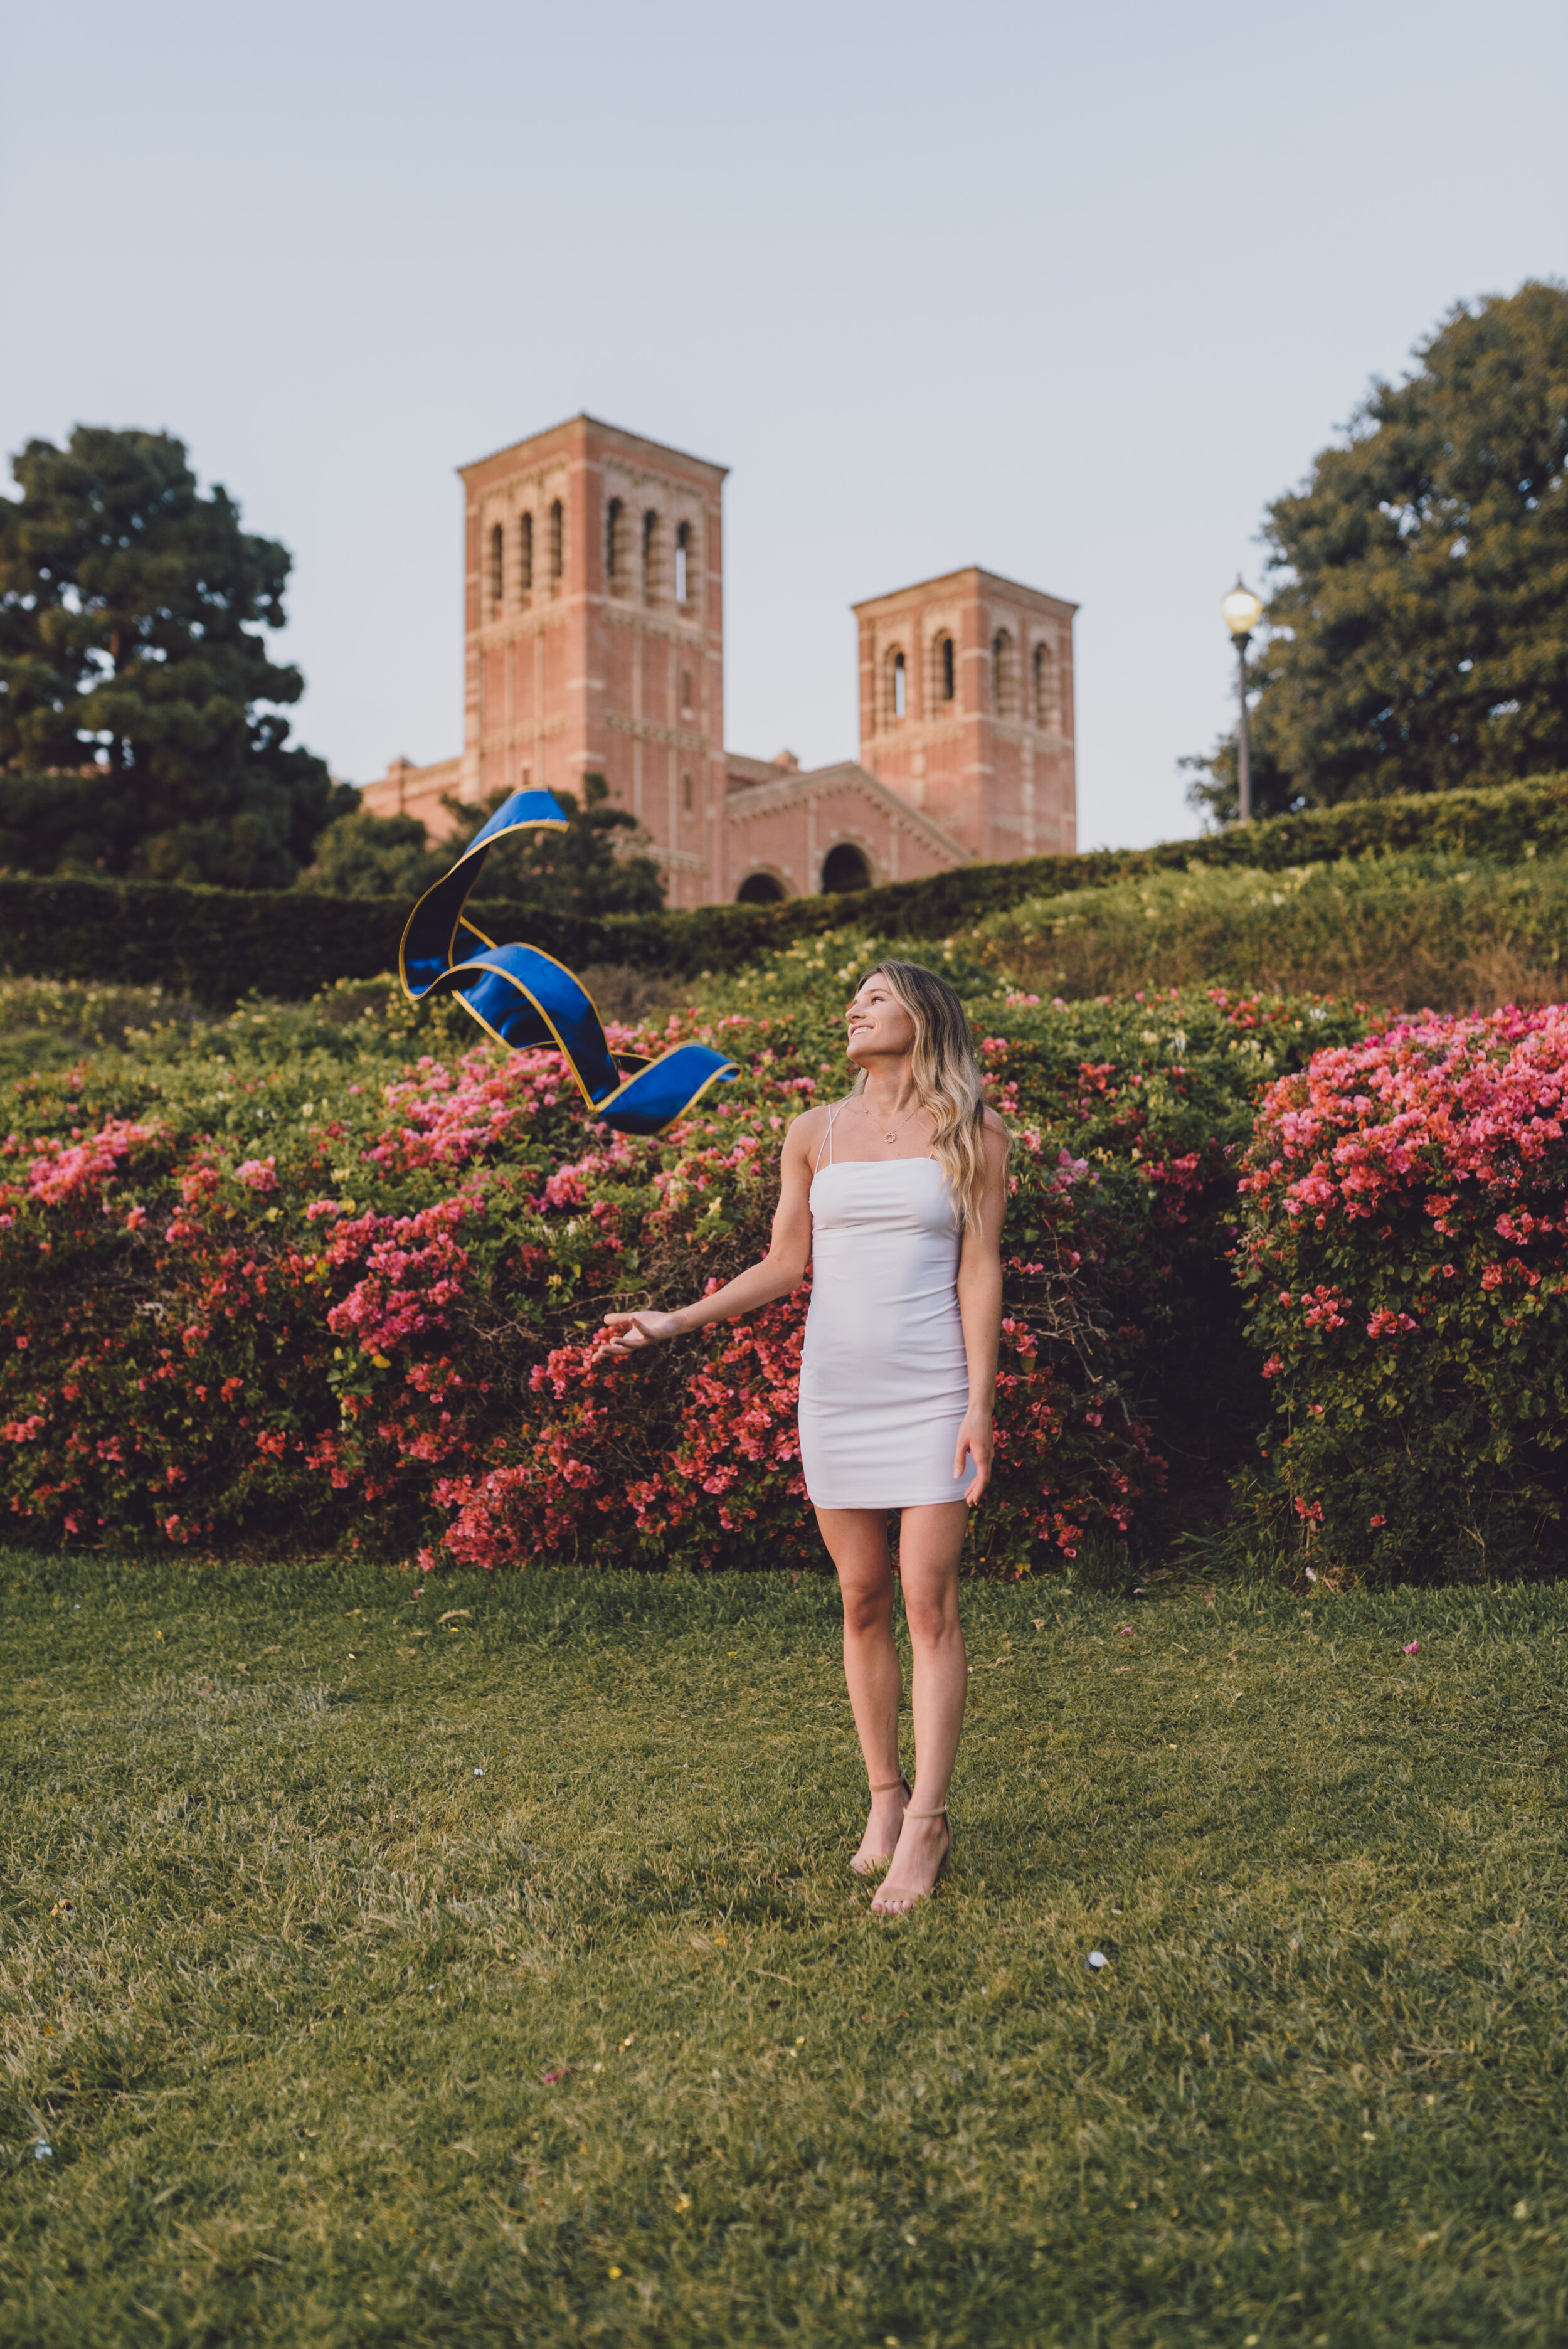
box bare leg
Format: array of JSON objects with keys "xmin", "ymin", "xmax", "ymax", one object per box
[
  {"xmin": 813, "ymin": 1506, "xmax": 908, "ymax": 1871},
  {"xmin": 871, "ymin": 1502, "xmax": 967, "ymax": 1915}
]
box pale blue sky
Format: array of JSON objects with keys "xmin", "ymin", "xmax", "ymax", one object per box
[{"xmin": 3, "ymin": 0, "xmax": 1564, "ymax": 847}]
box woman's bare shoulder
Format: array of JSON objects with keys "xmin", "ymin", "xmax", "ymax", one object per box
[
  {"xmin": 980, "ymin": 1105, "xmax": 1012, "ymax": 1145},
  {"xmin": 780, "ymin": 1100, "xmax": 834, "ymax": 1159}
]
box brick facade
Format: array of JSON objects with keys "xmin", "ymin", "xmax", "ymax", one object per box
[
  {"xmin": 723, "ymin": 751, "xmax": 967, "ymax": 902},
  {"xmin": 361, "ymin": 418, "xmax": 1076, "ymax": 905},
  {"xmin": 361, "ymin": 755, "xmax": 463, "ymax": 840},
  {"xmin": 854, "ymin": 568, "xmax": 1077, "ymax": 862}
]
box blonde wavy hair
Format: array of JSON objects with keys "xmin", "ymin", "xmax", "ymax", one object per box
[{"xmin": 847, "ymin": 959, "xmax": 1007, "ymax": 1231}]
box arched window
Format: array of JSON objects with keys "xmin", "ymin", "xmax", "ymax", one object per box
[
  {"xmin": 675, "ymin": 521, "xmax": 691, "ymax": 605},
  {"xmin": 489, "ymin": 522, "xmax": 504, "ymax": 606},
  {"xmin": 737, "ymin": 871, "xmax": 785, "ymax": 904},
  {"xmin": 549, "ymin": 499, "xmax": 564, "ymax": 586},
  {"xmin": 605, "ymin": 496, "xmax": 623, "ymax": 586},
  {"xmin": 642, "ymin": 509, "xmax": 659, "ymax": 601},
  {"xmin": 1033, "ymin": 640, "xmax": 1059, "ymax": 730},
  {"xmin": 992, "ymin": 628, "xmax": 1014, "ymax": 717},
  {"xmin": 937, "ymin": 634, "xmax": 955, "ymax": 703},
  {"xmin": 892, "ymin": 649, "xmax": 907, "ymax": 720},
  {"xmin": 822, "ymin": 842, "xmax": 871, "ymax": 894},
  {"xmin": 519, "ymin": 511, "xmax": 533, "ymax": 597}
]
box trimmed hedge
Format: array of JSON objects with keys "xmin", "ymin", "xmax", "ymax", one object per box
[
  {"xmin": 0, "ymin": 875, "xmax": 684, "ymax": 1008},
  {"xmin": 0, "ymin": 872, "xmax": 407, "ymax": 1005},
  {"xmin": 5, "ymin": 773, "xmax": 1567, "ymax": 1004},
  {"xmin": 970, "ymin": 849, "xmax": 1568, "ymax": 1011}
]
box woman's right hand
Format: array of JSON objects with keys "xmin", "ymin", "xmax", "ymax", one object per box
[{"xmin": 600, "ymin": 1309, "xmax": 684, "ymax": 1355}]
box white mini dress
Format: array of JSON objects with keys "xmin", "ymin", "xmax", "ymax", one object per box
[{"xmin": 797, "ymin": 1105, "xmax": 977, "ymax": 1510}]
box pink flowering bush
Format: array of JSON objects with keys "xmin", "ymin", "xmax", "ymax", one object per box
[
  {"xmin": 0, "ymin": 960, "xmax": 1370, "ymax": 1572},
  {"xmin": 1239, "ymin": 1004, "xmax": 1568, "ymax": 1581}
]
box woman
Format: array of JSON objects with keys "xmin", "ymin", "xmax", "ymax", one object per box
[{"xmin": 602, "ymin": 960, "xmax": 1008, "ymax": 1916}]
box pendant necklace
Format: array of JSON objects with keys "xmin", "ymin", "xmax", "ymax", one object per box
[{"xmin": 861, "ymin": 1100, "xmax": 922, "ymax": 1147}]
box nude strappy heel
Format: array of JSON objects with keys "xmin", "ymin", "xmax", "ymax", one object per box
[
  {"xmin": 849, "ymin": 1774, "xmax": 911, "ymax": 1876},
  {"xmin": 903, "ymin": 1805, "xmax": 951, "ymax": 1882},
  {"xmin": 870, "ymin": 1805, "xmax": 952, "ymax": 1912}
]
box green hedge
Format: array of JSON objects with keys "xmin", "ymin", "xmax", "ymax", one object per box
[
  {"xmin": 807, "ymin": 770, "xmax": 1568, "ymax": 941},
  {"xmin": 6, "ymin": 773, "xmax": 1567, "ymax": 1004},
  {"xmin": 969, "ymin": 848, "xmax": 1568, "ymax": 1010},
  {"xmin": 0, "ymin": 876, "xmax": 689, "ymax": 1007}
]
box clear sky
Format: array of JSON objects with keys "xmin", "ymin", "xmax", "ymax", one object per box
[{"xmin": 3, "ymin": 0, "xmax": 1564, "ymax": 848}]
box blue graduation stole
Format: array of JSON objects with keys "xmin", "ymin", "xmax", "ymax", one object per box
[{"xmin": 398, "ymin": 789, "xmax": 738, "ymax": 1135}]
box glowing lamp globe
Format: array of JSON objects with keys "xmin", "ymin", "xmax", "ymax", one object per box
[{"xmin": 1222, "ymin": 585, "xmax": 1263, "ymax": 639}]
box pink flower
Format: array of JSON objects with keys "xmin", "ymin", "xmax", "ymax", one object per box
[
  {"xmin": 0, "ymin": 1007, "xmax": 1171, "ymax": 1567},
  {"xmin": 1402, "ymin": 1640, "xmax": 1420, "ymax": 1655},
  {"xmin": 26, "ymin": 1117, "xmax": 156, "ymax": 1206}
]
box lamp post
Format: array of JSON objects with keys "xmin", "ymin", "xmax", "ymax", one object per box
[{"xmin": 1221, "ymin": 580, "xmax": 1263, "ymax": 823}]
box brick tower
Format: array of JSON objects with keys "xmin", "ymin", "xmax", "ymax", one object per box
[
  {"xmin": 363, "ymin": 435, "xmax": 1079, "ymax": 904},
  {"xmin": 456, "ymin": 415, "xmax": 729, "ymax": 909},
  {"xmin": 852, "ymin": 568, "xmax": 1077, "ymax": 861}
]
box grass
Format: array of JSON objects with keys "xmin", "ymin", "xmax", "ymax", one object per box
[
  {"xmin": 973, "ymin": 851, "xmax": 1568, "ymax": 1010},
  {"xmin": 3, "ymin": 1554, "xmax": 1567, "ymax": 2348}
]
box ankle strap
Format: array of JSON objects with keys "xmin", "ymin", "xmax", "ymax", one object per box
[
  {"xmin": 905, "ymin": 1805, "xmax": 948, "ymax": 1819},
  {"xmin": 867, "ymin": 1777, "xmax": 906, "ymax": 1792}
]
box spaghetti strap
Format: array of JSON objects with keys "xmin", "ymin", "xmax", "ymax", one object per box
[{"xmin": 814, "ymin": 1102, "xmax": 842, "ymax": 1174}]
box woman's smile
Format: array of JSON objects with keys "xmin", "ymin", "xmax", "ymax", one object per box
[{"xmin": 846, "ymin": 981, "xmax": 913, "ymax": 1054}]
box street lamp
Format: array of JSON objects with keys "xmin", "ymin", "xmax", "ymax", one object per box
[{"xmin": 1222, "ymin": 580, "xmax": 1263, "ymax": 823}]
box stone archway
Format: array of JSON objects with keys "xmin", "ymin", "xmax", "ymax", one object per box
[{"xmin": 821, "ymin": 842, "xmax": 872, "ymax": 894}]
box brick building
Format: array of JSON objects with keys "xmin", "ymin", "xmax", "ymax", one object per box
[{"xmin": 361, "ymin": 415, "xmax": 1076, "ymax": 906}]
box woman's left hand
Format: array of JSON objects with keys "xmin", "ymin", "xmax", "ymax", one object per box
[{"xmin": 955, "ymin": 1406, "xmax": 993, "ymax": 1507}]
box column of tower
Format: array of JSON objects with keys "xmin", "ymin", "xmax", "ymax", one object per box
[{"xmin": 458, "ymin": 415, "xmax": 729, "ymax": 909}]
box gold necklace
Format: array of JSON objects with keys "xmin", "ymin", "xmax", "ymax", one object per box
[{"xmin": 859, "ymin": 1100, "xmax": 923, "ymax": 1146}]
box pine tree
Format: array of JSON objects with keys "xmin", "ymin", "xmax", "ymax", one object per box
[{"xmin": 0, "ymin": 427, "xmax": 347, "ymax": 884}]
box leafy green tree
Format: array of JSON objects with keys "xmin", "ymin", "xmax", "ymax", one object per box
[
  {"xmin": 1188, "ymin": 281, "xmax": 1568, "ymax": 824},
  {"xmin": 297, "ymin": 773, "xmax": 666, "ymax": 913},
  {"xmin": 0, "ymin": 426, "xmax": 349, "ymax": 884},
  {"xmin": 294, "ymin": 807, "xmax": 446, "ymax": 900},
  {"xmin": 462, "ymin": 772, "xmax": 665, "ymax": 913}
]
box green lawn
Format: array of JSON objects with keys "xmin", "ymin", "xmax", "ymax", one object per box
[{"xmin": 3, "ymin": 1555, "xmax": 1565, "ymax": 2348}]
